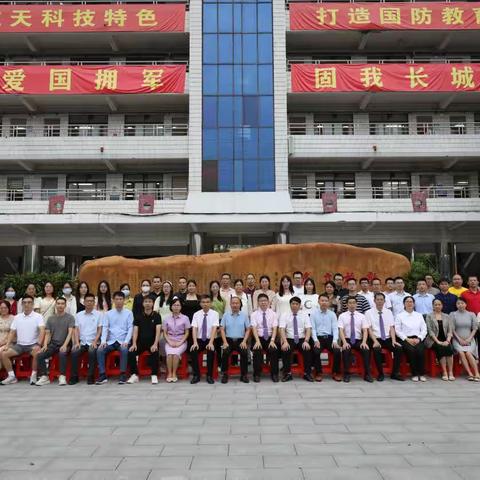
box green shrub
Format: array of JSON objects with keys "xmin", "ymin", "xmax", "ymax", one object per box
[
  {"xmin": 405, "ymin": 254, "xmax": 440, "ymax": 293},
  {"xmin": 0, "ymin": 272, "xmax": 74, "ymax": 298}
]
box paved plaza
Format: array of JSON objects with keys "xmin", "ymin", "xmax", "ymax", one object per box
[{"xmin": 0, "ymin": 378, "xmax": 479, "ymax": 480}]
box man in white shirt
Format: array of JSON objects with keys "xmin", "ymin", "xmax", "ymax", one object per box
[
  {"xmin": 190, "ymin": 295, "xmax": 219, "ymax": 384},
  {"xmin": 359, "ymin": 278, "xmax": 374, "ymax": 307},
  {"xmin": 219, "ymin": 273, "xmax": 236, "ymax": 311},
  {"xmin": 371, "ymin": 278, "xmax": 392, "ymax": 309},
  {"xmin": 292, "ymin": 271, "xmax": 304, "ymax": 296},
  {"xmin": 279, "ymin": 296, "xmax": 313, "ymax": 382},
  {"xmin": 338, "ymin": 296, "xmax": 373, "ymax": 383},
  {"xmin": 70, "ymin": 293, "xmax": 102, "ymax": 385},
  {"xmin": 388, "ymin": 276, "xmax": 410, "ymax": 316},
  {"xmin": 366, "ymin": 293, "xmax": 404, "ymax": 382},
  {"xmin": 1, "ymin": 295, "xmax": 45, "ymax": 385}
]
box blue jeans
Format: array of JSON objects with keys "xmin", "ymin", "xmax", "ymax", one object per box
[{"xmin": 96, "ymin": 341, "xmax": 129, "ymax": 375}]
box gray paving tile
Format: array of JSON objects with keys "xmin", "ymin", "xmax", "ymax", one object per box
[
  {"xmin": 148, "ymin": 471, "xmax": 226, "ymax": 480},
  {"xmin": 378, "ymin": 467, "xmax": 464, "ymax": 480},
  {"xmin": 404, "ymin": 453, "xmax": 480, "ymax": 467},
  {"xmin": 44, "ymin": 458, "xmax": 122, "ymax": 471},
  {"xmin": 303, "ymin": 468, "xmax": 383, "ymax": 480},
  {"xmin": 226, "ymin": 468, "xmax": 303, "ymax": 480},
  {"xmin": 295, "ymin": 443, "xmax": 363, "ymax": 455},
  {"xmin": 263, "ymin": 455, "xmax": 336, "ymax": 468},
  {"xmin": 0, "ymin": 473, "xmax": 73, "ymax": 480},
  {"xmin": 93, "ymin": 446, "xmax": 163, "ymax": 457},
  {"xmin": 161, "ymin": 445, "xmax": 228, "ymax": 456},
  {"xmin": 334, "ymin": 454, "xmax": 410, "ymax": 467},
  {"xmin": 71, "ymin": 472, "xmax": 150, "ymax": 480},
  {"xmin": 228, "ymin": 444, "xmax": 295, "ymax": 455},
  {"xmin": 117, "ymin": 456, "xmax": 192, "ymax": 470},
  {"xmin": 0, "ymin": 458, "xmax": 51, "ymax": 471},
  {"xmin": 191, "ymin": 455, "xmax": 263, "ymax": 469}
]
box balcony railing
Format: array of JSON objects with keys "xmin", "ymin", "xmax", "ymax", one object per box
[
  {"xmin": 287, "ymin": 58, "xmax": 478, "ymax": 68},
  {"xmin": 1, "ymin": 123, "xmax": 189, "ymax": 138},
  {"xmin": 288, "ymin": 122, "xmax": 479, "ymax": 136}
]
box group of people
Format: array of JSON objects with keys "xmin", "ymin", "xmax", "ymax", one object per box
[{"xmin": 0, "ymin": 271, "xmax": 479, "ymax": 386}]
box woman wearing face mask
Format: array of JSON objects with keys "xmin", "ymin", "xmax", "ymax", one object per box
[
  {"xmin": 133, "ymin": 279, "xmax": 156, "ymax": 318},
  {"xmin": 120, "ymin": 283, "xmax": 134, "ymax": 310},
  {"xmin": 61, "ymin": 281, "xmax": 77, "ymax": 316},
  {"xmin": 76, "ymin": 281, "xmax": 89, "ymax": 313},
  {"xmin": 39, "ymin": 281, "xmax": 56, "ymax": 321},
  {"xmin": 95, "ymin": 280, "xmax": 112, "ymax": 315},
  {"xmin": 3, "ymin": 286, "xmax": 17, "ymax": 316},
  {"xmin": 18, "ymin": 283, "xmax": 41, "ymax": 314}
]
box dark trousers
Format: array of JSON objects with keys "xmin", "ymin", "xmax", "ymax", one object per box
[
  {"xmin": 128, "ymin": 345, "xmax": 159, "ymax": 375},
  {"xmin": 37, "ymin": 344, "xmax": 68, "ymax": 376},
  {"xmin": 70, "ymin": 344, "xmax": 96, "ymax": 378},
  {"xmin": 214, "ymin": 336, "xmax": 223, "ymax": 369},
  {"xmin": 402, "ymin": 338, "xmax": 425, "ymax": 376},
  {"xmin": 190, "ymin": 339, "xmax": 215, "ymax": 378},
  {"xmin": 342, "ymin": 340, "xmax": 371, "ymax": 376},
  {"xmin": 281, "ymin": 338, "xmax": 312, "ymax": 375},
  {"xmin": 312, "ymin": 335, "xmax": 341, "ymax": 375},
  {"xmin": 97, "ymin": 341, "xmax": 129, "ymax": 375},
  {"xmin": 253, "ymin": 337, "xmax": 279, "ymax": 376},
  {"xmin": 371, "ymin": 338, "xmax": 402, "ymax": 376},
  {"xmin": 221, "ymin": 338, "xmax": 248, "ymax": 375}
]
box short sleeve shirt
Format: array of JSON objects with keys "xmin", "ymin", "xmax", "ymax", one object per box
[{"xmin": 46, "ymin": 313, "xmax": 75, "ymax": 346}]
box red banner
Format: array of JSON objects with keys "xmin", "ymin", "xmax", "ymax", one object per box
[
  {"xmin": 291, "ymin": 63, "xmax": 480, "ymax": 93},
  {"xmin": 0, "ymin": 4, "xmax": 185, "ymax": 33},
  {"xmin": 0, "ymin": 65, "xmax": 186, "ymax": 95},
  {"xmin": 290, "ymin": 2, "xmax": 480, "ymax": 31}
]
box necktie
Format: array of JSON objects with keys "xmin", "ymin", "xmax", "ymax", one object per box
[
  {"xmin": 201, "ymin": 313, "xmax": 207, "ymax": 341},
  {"xmin": 293, "ymin": 314, "xmax": 299, "ymax": 344},
  {"xmin": 350, "ymin": 312, "xmax": 356, "ymax": 344},
  {"xmin": 262, "ymin": 311, "xmax": 269, "ymax": 341},
  {"xmin": 378, "ymin": 311, "xmax": 386, "ymax": 341}
]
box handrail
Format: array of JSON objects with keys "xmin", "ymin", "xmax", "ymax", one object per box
[
  {"xmin": 287, "ymin": 58, "xmax": 477, "ymax": 66},
  {"xmin": 286, "ymin": 0, "xmax": 464, "ymax": 6},
  {"xmin": 1, "ymin": 60, "xmax": 189, "ymax": 66},
  {"xmin": 0, "ymin": 1, "xmax": 188, "ymax": 5}
]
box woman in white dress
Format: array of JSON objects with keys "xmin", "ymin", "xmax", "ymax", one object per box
[
  {"xmin": 61, "ymin": 281, "xmax": 77, "ymax": 316},
  {"xmin": 39, "ymin": 281, "xmax": 56, "ymax": 322},
  {"xmin": 154, "ymin": 281, "xmax": 174, "ymax": 319},
  {"xmin": 18, "ymin": 283, "xmax": 41, "ymax": 314},
  {"xmin": 272, "ymin": 275, "xmax": 294, "ymax": 318},
  {"xmin": 300, "ymin": 277, "xmax": 319, "ymax": 317}
]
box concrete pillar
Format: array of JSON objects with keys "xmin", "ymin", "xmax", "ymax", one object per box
[
  {"xmin": 65, "ymin": 255, "xmax": 82, "ymax": 278},
  {"xmin": 22, "ymin": 245, "xmax": 42, "ymax": 273},
  {"xmin": 189, "ymin": 232, "xmax": 204, "ymax": 256},
  {"xmin": 439, "ymin": 241, "xmax": 452, "ymax": 279},
  {"xmin": 275, "ymin": 231, "xmax": 289, "ymax": 244}
]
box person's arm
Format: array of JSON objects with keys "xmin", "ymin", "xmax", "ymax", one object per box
[
  {"xmin": 60, "ymin": 325, "xmax": 74, "ymax": 353},
  {"xmin": 37, "ymin": 325, "xmax": 46, "ymax": 349},
  {"xmin": 303, "ymin": 327, "xmax": 312, "ymax": 351},
  {"xmin": 467, "ymin": 314, "xmax": 478, "ymax": 343},
  {"xmin": 41, "ymin": 329, "xmax": 51, "ymax": 351},
  {"xmin": 418, "ymin": 315, "xmax": 427, "ymax": 341},
  {"xmin": 360, "ymin": 325, "xmax": 369, "ymax": 350},
  {"xmin": 251, "ymin": 315, "xmax": 261, "ymax": 349},
  {"xmin": 123, "ymin": 312, "xmax": 134, "ymax": 346},
  {"xmin": 338, "ymin": 326, "xmax": 349, "ymax": 350},
  {"xmin": 4, "ymin": 328, "xmax": 16, "ymax": 350},
  {"xmin": 129, "ymin": 326, "xmax": 139, "ymax": 352},
  {"xmin": 330, "ymin": 313, "xmax": 340, "ymax": 349},
  {"xmin": 240, "ymin": 318, "xmax": 250, "ymax": 349},
  {"xmin": 190, "ymin": 325, "xmax": 199, "ymax": 350},
  {"xmin": 394, "ymin": 314, "xmax": 406, "ymax": 341},
  {"xmin": 310, "ymin": 311, "xmax": 319, "ymax": 346},
  {"xmin": 207, "ymin": 324, "xmax": 217, "ymax": 350},
  {"xmin": 270, "ymin": 325, "xmax": 278, "ymax": 348},
  {"xmin": 220, "ymin": 316, "xmax": 228, "ymax": 348},
  {"xmin": 151, "ymin": 323, "xmax": 161, "ymax": 352}
]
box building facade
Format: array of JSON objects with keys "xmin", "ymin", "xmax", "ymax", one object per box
[{"xmin": 0, "ymin": 0, "xmax": 479, "ymax": 276}]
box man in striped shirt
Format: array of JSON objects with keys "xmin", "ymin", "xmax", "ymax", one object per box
[{"xmin": 340, "ymin": 278, "xmax": 370, "ymax": 314}]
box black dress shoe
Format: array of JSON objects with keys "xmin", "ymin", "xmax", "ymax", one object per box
[
  {"xmin": 68, "ymin": 376, "xmax": 79, "ymax": 386},
  {"xmin": 221, "ymin": 374, "xmax": 228, "ymax": 384},
  {"xmin": 343, "ymin": 375, "xmax": 351, "ymax": 383},
  {"xmin": 190, "ymin": 375, "xmax": 200, "ymax": 384},
  {"xmin": 87, "ymin": 376, "xmax": 94, "ymax": 385},
  {"xmin": 271, "ymin": 374, "xmax": 279, "ymax": 383},
  {"xmin": 377, "ymin": 373, "xmax": 385, "ymax": 382},
  {"xmin": 206, "ymin": 376, "xmax": 215, "ymax": 384},
  {"xmin": 303, "ymin": 373, "xmax": 314, "ymax": 382},
  {"xmin": 281, "ymin": 373, "xmax": 293, "ymax": 382},
  {"xmin": 240, "ymin": 375, "xmax": 250, "ymax": 384},
  {"xmin": 253, "ymin": 375, "xmax": 260, "ymax": 383},
  {"xmin": 391, "ymin": 373, "xmax": 405, "ymax": 381},
  {"xmin": 364, "ymin": 374, "xmax": 374, "ymax": 383}
]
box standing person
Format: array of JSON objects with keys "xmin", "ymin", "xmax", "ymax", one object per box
[
  {"xmin": 272, "ymin": 275, "xmax": 294, "ymax": 317},
  {"xmin": 395, "ymin": 296, "xmax": 427, "ymax": 382},
  {"xmin": 425, "ymin": 299, "xmax": 455, "ymax": 381},
  {"xmin": 70, "ymin": 293, "xmax": 102, "ymax": 385},
  {"xmin": 96, "ymin": 291, "xmax": 133, "ymax": 385},
  {"xmin": 292, "ymin": 271, "xmax": 304, "ymax": 296},
  {"xmin": 132, "ymin": 280, "xmax": 155, "ymax": 318},
  {"xmin": 366, "ymin": 293, "xmax": 404, "ymax": 381},
  {"xmin": 0, "ymin": 296, "xmax": 45, "ymax": 385},
  {"xmin": 61, "ymin": 281, "xmax": 77, "ymax": 316},
  {"xmin": 435, "ymin": 278, "xmax": 458, "ymax": 314},
  {"xmin": 174, "ymin": 277, "xmax": 188, "ymax": 302},
  {"xmin": 151, "ymin": 275, "xmax": 163, "ymax": 300},
  {"xmin": 279, "ymin": 296, "xmax": 313, "ymax": 382},
  {"xmin": 300, "ymin": 277, "xmax": 319, "ymax": 317},
  {"xmin": 338, "ymin": 296, "xmax": 372, "ymax": 383},
  {"xmin": 250, "ymin": 293, "xmax": 279, "ymax": 383},
  {"xmin": 0, "ymin": 301, "xmax": 14, "ymax": 375},
  {"xmin": 35, "ymin": 297, "xmax": 75, "ymax": 386},
  {"xmin": 95, "ymin": 280, "xmax": 112, "ymax": 316},
  {"xmin": 127, "ymin": 296, "xmax": 161, "ymax": 385},
  {"xmin": 451, "ymin": 297, "xmax": 480, "ymax": 381},
  {"xmin": 210, "ymin": 280, "xmax": 226, "ymax": 370},
  {"xmin": 388, "ymin": 277, "xmax": 410, "ymax": 317},
  {"xmin": 154, "ymin": 281, "xmax": 174, "ymax": 319},
  {"xmin": 226, "ymin": 279, "xmax": 251, "ymax": 317},
  {"xmin": 244, "ymin": 273, "xmax": 256, "ymax": 300},
  {"xmin": 371, "ymin": 278, "xmax": 392, "ymax": 309},
  {"xmin": 413, "ymin": 280, "xmax": 435, "ymax": 316},
  {"xmin": 425, "ymin": 275, "xmax": 440, "ymax": 296},
  {"xmin": 220, "ymin": 296, "xmax": 251, "ymax": 384},
  {"xmin": 449, "ymin": 274, "xmax": 468, "ymax": 297},
  {"xmin": 339, "ymin": 278, "xmax": 370, "ymax": 314},
  {"xmin": 310, "ymin": 294, "xmax": 342, "ymax": 382},
  {"xmin": 322, "ymin": 281, "xmax": 340, "ymax": 314},
  {"xmin": 17, "ymin": 283, "xmax": 41, "ymax": 314},
  {"xmin": 461, "ymin": 275, "xmax": 480, "ymax": 315},
  {"xmin": 333, "ymin": 273, "xmax": 348, "ymax": 298},
  {"xmin": 190, "ymin": 295, "xmax": 219, "ymax": 385},
  {"xmin": 252, "ymin": 275, "xmax": 275, "ymax": 310},
  {"xmin": 76, "ymin": 281, "xmax": 89, "ymax": 313},
  {"xmin": 358, "ymin": 278, "xmax": 374, "ymax": 308},
  {"xmin": 3, "ymin": 286, "xmax": 17, "ymax": 316},
  {"xmin": 39, "ymin": 281, "xmax": 56, "ymax": 322},
  {"xmin": 383, "ymin": 277, "xmax": 395, "ymax": 297},
  {"xmin": 182, "ymin": 280, "xmax": 201, "ymax": 322},
  {"xmin": 120, "ymin": 283, "xmax": 134, "ymax": 311},
  {"xmin": 163, "ymin": 297, "xmax": 190, "ymax": 382},
  {"xmin": 219, "ymin": 273, "xmax": 236, "ymax": 311}
]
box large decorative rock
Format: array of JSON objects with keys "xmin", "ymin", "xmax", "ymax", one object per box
[{"xmin": 79, "ymin": 243, "xmax": 410, "ymax": 293}]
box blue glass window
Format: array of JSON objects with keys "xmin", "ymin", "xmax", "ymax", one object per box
[
  {"xmin": 203, "ymin": 97, "xmax": 217, "ymax": 128},
  {"xmin": 242, "ymin": 4, "xmax": 257, "ymax": 33},
  {"xmin": 258, "ymin": 34, "xmax": 272, "ymax": 64},
  {"xmin": 218, "ymin": 4, "xmax": 233, "ymax": 33},
  {"xmin": 218, "ymin": 34, "xmax": 233, "ymax": 64},
  {"xmin": 203, "ymin": 4, "xmax": 217, "ymax": 33},
  {"xmin": 203, "ymin": 66, "xmax": 218, "ymax": 95},
  {"xmin": 242, "ymin": 34, "xmax": 257, "ymax": 64},
  {"xmin": 203, "ymin": 34, "xmax": 217, "ymax": 64},
  {"xmin": 218, "ymin": 65, "xmax": 234, "ymax": 95}
]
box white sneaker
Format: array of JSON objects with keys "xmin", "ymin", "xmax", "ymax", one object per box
[
  {"xmin": 1, "ymin": 376, "xmax": 17, "ymax": 385},
  {"xmin": 29, "ymin": 373, "xmax": 37, "ymax": 385},
  {"xmin": 419, "ymin": 376, "xmax": 427, "ymax": 382},
  {"xmin": 35, "ymin": 375, "xmax": 50, "ymax": 386},
  {"xmin": 126, "ymin": 374, "xmax": 139, "ymax": 384},
  {"xmin": 151, "ymin": 375, "xmax": 158, "ymax": 384},
  {"xmin": 411, "ymin": 376, "xmax": 419, "ymax": 382},
  {"xmin": 58, "ymin": 375, "xmax": 67, "ymax": 386}
]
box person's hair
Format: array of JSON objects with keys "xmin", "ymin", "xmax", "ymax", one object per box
[
  {"xmin": 333, "ymin": 273, "xmax": 343, "ymax": 279},
  {"xmin": 56, "ymin": 297, "xmax": 67, "ymax": 304},
  {"xmin": 457, "ymin": 296, "xmax": 467, "ymax": 304},
  {"xmin": 318, "ymin": 293, "xmax": 329, "ymax": 301},
  {"xmin": 84, "ymin": 293, "xmax": 95, "ymax": 301},
  {"xmin": 119, "ymin": 283, "xmax": 130, "ymax": 291},
  {"xmin": 158, "ymin": 281, "xmax": 173, "ymax": 308},
  {"xmin": 324, "ymin": 280, "xmax": 335, "ymax": 290},
  {"xmin": 403, "ymin": 295, "xmax": 415, "ymax": 305},
  {"xmin": 246, "ymin": 273, "xmax": 255, "ymax": 279},
  {"xmin": 259, "ymin": 275, "xmax": 271, "ymax": 287},
  {"xmin": 394, "ymin": 276, "xmax": 404, "ymax": 282},
  {"xmin": 279, "ymin": 275, "xmax": 294, "ymax": 296},
  {"xmin": 289, "ymin": 296, "xmax": 302, "ymax": 305},
  {"xmin": 374, "ymin": 292, "xmax": 385, "ymax": 300},
  {"xmin": 303, "ymin": 277, "xmax": 316, "ymax": 294},
  {"xmin": 96, "ymin": 280, "xmax": 112, "ymax": 310},
  {"xmin": 438, "ymin": 277, "xmax": 450, "ymax": 285},
  {"xmin": 371, "ymin": 277, "xmax": 381, "ymax": 283},
  {"xmin": 152, "ymin": 275, "xmax": 161, "ymax": 281},
  {"xmin": 234, "ymin": 278, "xmax": 244, "ymax": 287},
  {"xmin": 346, "ymin": 278, "xmax": 357, "ymax": 284},
  {"xmin": 76, "ymin": 281, "xmax": 89, "ymax": 298},
  {"xmin": 178, "ymin": 276, "xmax": 187, "ymax": 282},
  {"xmin": 230, "ymin": 296, "xmax": 243, "ymax": 308},
  {"xmin": 346, "ymin": 295, "xmax": 357, "ymax": 303},
  {"xmin": 142, "ymin": 295, "xmax": 154, "ymax": 304},
  {"xmin": 21, "ymin": 295, "xmax": 34, "ymax": 302},
  {"xmin": 140, "ymin": 279, "xmax": 151, "ymax": 286},
  {"xmin": 257, "ymin": 293, "xmax": 269, "ymax": 302},
  {"xmin": 200, "ymin": 294, "xmax": 211, "ymax": 301},
  {"xmin": 0, "ymin": 300, "xmax": 11, "ymax": 314},
  {"xmin": 113, "ymin": 291, "xmax": 125, "ymax": 299},
  {"xmin": 209, "ymin": 281, "xmax": 223, "ymax": 302},
  {"xmin": 43, "ymin": 281, "xmax": 55, "ymax": 297},
  {"xmin": 417, "ymin": 279, "xmax": 427, "ymax": 285},
  {"xmin": 170, "ymin": 297, "xmax": 183, "ymax": 311},
  {"xmin": 221, "ymin": 272, "xmax": 231, "ymax": 279},
  {"xmin": 385, "ymin": 277, "xmax": 395, "ymax": 283},
  {"xmin": 359, "ymin": 277, "xmax": 369, "ymax": 284},
  {"xmin": 433, "ymin": 298, "xmax": 443, "ymax": 305},
  {"xmin": 293, "ymin": 271, "xmax": 303, "ymax": 278},
  {"xmin": 468, "ymin": 275, "xmax": 479, "ymax": 281},
  {"xmin": 187, "ymin": 279, "xmax": 197, "ymax": 287},
  {"xmin": 425, "ymin": 274, "xmax": 433, "ymax": 280}
]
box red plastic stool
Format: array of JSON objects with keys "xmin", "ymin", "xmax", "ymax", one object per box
[
  {"xmin": 371, "ymin": 348, "xmax": 394, "ymax": 377},
  {"xmin": 137, "ymin": 351, "xmax": 156, "ymax": 378},
  {"xmin": 49, "ymin": 354, "xmax": 60, "ymax": 381},
  {"xmin": 346, "ymin": 349, "xmax": 365, "ymax": 377},
  {"xmin": 425, "ymin": 349, "xmax": 439, "ymax": 378},
  {"xmin": 106, "ymin": 350, "xmax": 121, "ymax": 376},
  {"xmin": 13, "ymin": 353, "xmax": 33, "ymax": 379},
  {"xmin": 225, "ymin": 349, "xmax": 242, "ymax": 376},
  {"xmin": 400, "ymin": 353, "xmax": 411, "ymax": 377},
  {"xmin": 290, "ymin": 350, "xmax": 305, "ymax": 376},
  {"xmin": 177, "ymin": 353, "xmax": 189, "ymax": 379},
  {"xmin": 78, "ymin": 351, "xmax": 96, "ymax": 378},
  {"xmin": 197, "ymin": 351, "xmax": 218, "ymax": 379}
]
